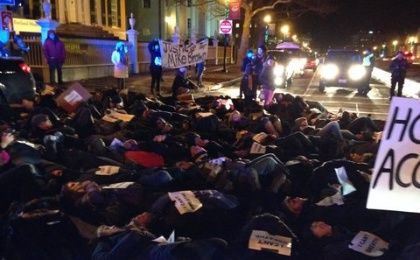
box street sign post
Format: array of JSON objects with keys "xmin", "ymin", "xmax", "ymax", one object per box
[{"xmin": 219, "ymin": 20, "xmax": 232, "ymax": 73}]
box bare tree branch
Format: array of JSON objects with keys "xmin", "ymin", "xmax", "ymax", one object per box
[{"xmin": 251, "ymin": 0, "xmax": 292, "ymax": 17}]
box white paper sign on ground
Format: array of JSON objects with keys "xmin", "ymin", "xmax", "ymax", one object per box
[
  {"xmin": 248, "ymin": 230, "xmax": 292, "ymax": 256},
  {"xmin": 348, "ymin": 231, "xmax": 389, "ymax": 257},
  {"xmin": 102, "ymin": 182, "xmax": 134, "ymax": 189},
  {"xmin": 102, "ymin": 111, "xmax": 135, "ymax": 123},
  {"xmin": 316, "ymin": 191, "xmax": 344, "ymax": 207},
  {"xmin": 168, "ymin": 191, "xmax": 203, "ymax": 215},
  {"xmin": 335, "ymin": 167, "xmax": 357, "ymax": 195},
  {"xmin": 64, "ymin": 90, "xmax": 83, "ymax": 105},
  {"xmin": 366, "ymin": 97, "xmax": 420, "ymax": 213},
  {"xmin": 250, "ymin": 142, "xmax": 266, "ymax": 154},
  {"xmin": 95, "ymin": 165, "xmax": 120, "ymax": 176}
]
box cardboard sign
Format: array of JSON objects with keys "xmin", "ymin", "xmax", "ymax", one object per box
[
  {"xmin": 316, "ymin": 191, "xmax": 344, "ymax": 207},
  {"xmin": 102, "ymin": 182, "xmax": 134, "ymax": 189},
  {"xmin": 168, "ymin": 191, "xmax": 203, "ymax": 215},
  {"xmin": 252, "ymin": 132, "xmax": 268, "ymax": 143},
  {"xmin": 335, "ymin": 167, "xmax": 357, "ymax": 195},
  {"xmin": 102, "ymin": 111, "xmax": 135, "ymax": 123},
  {"xmin": 95, "ymin": 165, "xmax": 120, "ymax": 176},
  {"xmin": 250, "ymin": 142, "xmax": 266, "ymax": 154},
  {"xmin": 348, "ymin": 231, "xmax": 389, "ymax": 257},
  {"xmin": 248, "ymin": 230, "xmax": 292, "ymax": 256},
  {"xmin": 160, "ymin": 39, "xmax": 208, "ymax": 69},
  {"xmin": 55, "ymin": 82, "xmax": 92, "ymax": 113},
  {"xmin": 366, "ymin": 97, "xmax": 420, "ymax": 213}
]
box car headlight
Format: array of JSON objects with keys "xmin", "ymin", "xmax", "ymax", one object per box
[
  {"xmin": 321, "ymin": 64, "xmax": 339, "ymax": 80},
  {"xmin": 274, "ymin": 77, "xmax": 284, "ymax": 86},
  {"xmin": 348, "ymin": 65, "xmax": 366, "ymax": 81},
  {"xmin": 273, "ymin": 64, "xmax": 285, "ymax": 76}
]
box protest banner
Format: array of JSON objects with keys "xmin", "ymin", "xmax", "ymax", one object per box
[
  {"xmin": 159, "ymin": 39, "xmax": 208, "ymax": 69},
  {"xmin": 248, "ymin": 230, "xmax": 292, "ymax": 256},
  {"xmin": 366, "ymin": 97, "xmax": 420, "ymax": 213},
  {"xmin": 348, "ymin": 231, "xmax": 389, "ymax": 257}
]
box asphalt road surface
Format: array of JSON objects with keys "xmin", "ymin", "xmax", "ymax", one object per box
[{"xmin": 213, "ymin": 70, "xmax": 392, "ymax": 121}]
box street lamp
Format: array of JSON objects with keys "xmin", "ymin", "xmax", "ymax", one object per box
[
  {"xmin": 263, "ymin": 14, "xmax": 272, "ymax": 24},
  {"xmin": 280, "ymin": 24, "xmax": 290, "ymax": 41},
  {"xmin": 392, "ymin": 40, "xmax": 398, "ymax": 52},
  {"xmin": 263, "ymin": 15, "xmax": 272, "ymax": 44}
]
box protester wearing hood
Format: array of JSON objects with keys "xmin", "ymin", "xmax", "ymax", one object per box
[
  {"xmin": 172, "ymin": 67, "xmax": 193, "ymax": 98},
  {"xmin": 43, "ymin": 30, "xmax": 66, "ymax": 85},
  {"xmin": 111, "ymin": 41, "xmax": 129, "ymax": 90},
  {"xmin": 148, "ymin": 40, "xmax": 163, "ymax": 96}
]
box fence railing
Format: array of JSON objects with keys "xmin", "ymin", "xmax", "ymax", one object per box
[{"xmin": 21, "ymin": 34, "xmax": 234, "ymax": 82}]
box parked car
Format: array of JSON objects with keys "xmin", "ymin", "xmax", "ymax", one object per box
[
  {"xmin": 0, "ymin": 56, "xmax": 36, "ymax": 105},
  {"xmin": 318, "ymin": 49, "xmax": 367, "ymax": 92}
]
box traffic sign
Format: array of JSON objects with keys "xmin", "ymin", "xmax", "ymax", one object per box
[{"xmin": 219, "ymin": 19, "xmax": 233, "ymax": 35}]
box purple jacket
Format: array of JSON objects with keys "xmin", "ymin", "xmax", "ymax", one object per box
[{"xmin": 43, "ymin": 37, "xmax": 66, "ymax": 64}]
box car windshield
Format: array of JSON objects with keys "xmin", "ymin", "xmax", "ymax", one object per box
[{"xmin": 325, "ymin": 51, "xmax": 362, "ymax": 63}]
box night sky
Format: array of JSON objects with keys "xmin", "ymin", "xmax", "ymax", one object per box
[{"xmin": 293, "ymin": 0, "xmax": 420, "ymax": 49}]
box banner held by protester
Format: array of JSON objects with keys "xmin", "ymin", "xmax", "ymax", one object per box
[
  {"xmin": 159, "ymin": 39, "xmax": 208, "ymax": 69},
  {"xmin": 367, "ymin": 97, "xmax": 420, "ymax": 213}
]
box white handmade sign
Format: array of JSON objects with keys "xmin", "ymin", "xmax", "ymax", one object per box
[
  {"xmin": 250, "ymin": 142, "xmax": 266, "ymax": 154},
  {"xmin": 159, "ymin": 39, "xmax": 208, "ymax": 69},
  {"xmin": 316, "ymin": 191, "xmax": 344, "ymax": 207},
  {"xmin": 102, "ymin": 182, "xmax": 134, "ymax": 189},
  {"xmin": 248, "ymin": 230, "xmax": 292, "ymax": 256},
  {"xmin": 366, "ymin": 97, "xmax": 420, "ymax": 213},
  {"xmin": 335, "ymin": 167, "xmax": 357, "ymax": 195},
  {"xmin": 168, "ymin": 191, "xmax": 203, "ymax": 215},
  {"xmin": 348, "ymin": 231, "xmax": 389, "ymax": 257},
  {"xmin": 95, "ymin": 165, "xmax": 120, "ymax": 176}
]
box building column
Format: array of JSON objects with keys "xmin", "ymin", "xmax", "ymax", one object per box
[
  {"xmin": 95, "ymin": 0, "xmax": 102, "ymax": 26},
  {"xmin": 57, "ymin": 0, "xmax": 66, "ymax": 23},
  {"xmin": 83, "ymin": 0, "xmax": 91, "ymax": 25},
  {"xmin": 76, "ymin": 0, "xmax": 83, "ymax": 24},
  {"xmin": 120, "ymin": 0, "xmax": 126, "ymax": 31}
]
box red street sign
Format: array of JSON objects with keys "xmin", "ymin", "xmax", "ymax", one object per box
[
  {"xmin": 1, "ymin": 11, "xmax": 13, "ymax": 31},
  {"xmin": 219, "ymin": 19, "xmax": 233, "ymax": 35}
]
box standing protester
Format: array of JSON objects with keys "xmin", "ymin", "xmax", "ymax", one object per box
[
  {"xmin": 43, "ymin": 30, "xmax": 66, "ymax": 85},
  {"xmin": 259, "ymin": 55, "xmax": 276, "ymax": 107},
  {"xmin": 111, "ymin": 42, "xmax": 129, "ymax": 90},
  {"xmin": 148, "ymin": 40, "xmax": 163, "ymax": 97},
  {"xmin": 195, "ymin": 61, "xmax": 205, "ymax": 88},
  {"xmin": 240, "ymin": 52, "xmax": 256, "ymax": 104},
  {"xmin": 360, "ymin": 48, "xmax": 375, "ymax": 96},
  {"xmin": 389, "ymin": 51, "xmax": 409, "ymax": 99},
  {"xmin": 254, "ymin": 45, "xmax": 267, "ymax": 99},
  {"xmin": 239, "ymin": 49, "xmax": 254, "ymax": 98}
]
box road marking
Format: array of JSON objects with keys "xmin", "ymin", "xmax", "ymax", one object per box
[
  {"xmin": 356, "ymin": 102, "xmax": 359, "ymax": 117},
  {"xmin": 303, "ymin": 70, "xmax": 318, "ymax": 96}
]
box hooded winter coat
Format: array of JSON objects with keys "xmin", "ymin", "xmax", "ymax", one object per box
[{"xmin": 42, "ymin": 30, "xmax": 66, "ymax": 65}]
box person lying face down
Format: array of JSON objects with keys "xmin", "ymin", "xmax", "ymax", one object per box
[{"xmin": 60, "ymin": 180, "xmax": 154, "ymax": 226}]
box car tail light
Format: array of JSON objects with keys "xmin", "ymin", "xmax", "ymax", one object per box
[{"xmin": 19, "ymin": 63, "xmax": 31, "ymax": 74}]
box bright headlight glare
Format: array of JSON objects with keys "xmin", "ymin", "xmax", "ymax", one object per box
[
  {"xmin": 321, "ymin": 64, "xmax": 339, "ymax": 80},
  {"xmin": 348, "ymin": 65, "xmax": 366, "ymax": 80},
  {"xmin": 274, "ymin": 77, "xmax": 284, "ymax": 86},
  {"xmin": 273, "ymin": 64, "xmax": 285, "ymax": 76}
]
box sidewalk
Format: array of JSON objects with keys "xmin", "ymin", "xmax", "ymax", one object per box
[{"xmin": 73, "ymin": 65, "xmax": 243, "ymax": 97}]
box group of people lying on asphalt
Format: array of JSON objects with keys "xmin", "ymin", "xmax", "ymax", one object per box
[{"xmin": 0, "ymin": 81, "xmax": 419, "ymax": 260}]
